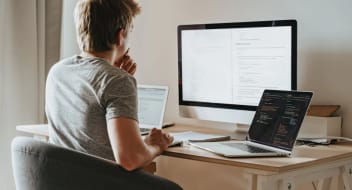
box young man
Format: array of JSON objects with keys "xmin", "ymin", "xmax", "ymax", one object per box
[{"xmin": 45, "ymin": 0, "xmax": 175, "ymax": 174}]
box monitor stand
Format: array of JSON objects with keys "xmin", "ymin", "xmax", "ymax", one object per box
[
  {"xmin": 229, "ymin": 123, "xmax": 250, "ymax": 140},
  {"xmin": 235, "ymin": 123, "xmax": 250, "ymax": 133}
]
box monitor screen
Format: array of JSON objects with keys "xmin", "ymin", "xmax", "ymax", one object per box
[
  {"xmin": 248, "ymin": 90, "xmax": 312, "ymax": 151},
  {"xmin": 178, "ymin": 20, "xmax": 297, "ymax": 124}
]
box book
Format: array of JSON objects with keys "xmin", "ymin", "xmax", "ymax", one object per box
[{"xmin": 170, "ymin": 131, "xmax": 231, "ymax": 146}]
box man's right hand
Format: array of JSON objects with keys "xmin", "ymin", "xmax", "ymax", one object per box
[
  {"xmin": 144, "ymin": 128, "xmax": 174, "ymax": 151},
  {"xmin": 113, "ymin": 48, "xmax": 137, "ymax": 75}
]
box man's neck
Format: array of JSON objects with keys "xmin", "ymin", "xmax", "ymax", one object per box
[{"xmin": 80, "ymin": 50, "xmax": 114, "ymax": 64}]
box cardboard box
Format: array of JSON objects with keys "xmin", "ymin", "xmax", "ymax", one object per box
[{"xmin": 298, "ymin": 116, "xmax": 342, "ymax": 138}]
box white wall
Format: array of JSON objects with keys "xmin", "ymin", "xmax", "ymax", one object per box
[{"xmin": 126, "ymin": 0, "xmax": 352, "ymax": 138}]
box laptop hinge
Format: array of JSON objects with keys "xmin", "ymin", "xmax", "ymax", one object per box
[{"xmin": 246, "ymin": 141, "xmax": 292, "ymax": 155}]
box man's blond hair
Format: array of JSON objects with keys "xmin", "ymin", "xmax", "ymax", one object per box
[{"xmin": 74, "ymin": 0, "xmax": 141, "ymax": 52}]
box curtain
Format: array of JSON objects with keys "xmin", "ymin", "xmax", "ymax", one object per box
[
  {"xmin": 0, "ymin": 0, "xmax": 62, "ymax": 189},
  {"xmin": 0, "ymin": 0, "xmax": 6, "ymax": 122}
]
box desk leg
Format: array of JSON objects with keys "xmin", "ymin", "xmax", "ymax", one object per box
[
  {"xmin": 142, "ymin": 162, "xmax": 156, "ymax": 175},
  {"xmin": 244, "ymin": 173, "xmax": 257, "ymax": 190},
  {"xmin": 312, "ymin": 177, "xmax": 332, "ymax": 190},
  {"xmin": 256, "ymin": 175, "xmax": 281, "ymax": 190},
  {"xmin": 340, "ymin": 164, "xmax": 352, "ymax": 190}
]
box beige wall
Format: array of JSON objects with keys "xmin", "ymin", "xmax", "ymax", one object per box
[
  {"xmin": 127, "ymin": 3, "xmax": 352, "ymax": 188},
  {"xmin": 61, "ymin": 1, "xmax": 352, "ymax": 137},
  {"xmin": 128, "ymin": 0, "xmax": 352, "ymax": 138}
]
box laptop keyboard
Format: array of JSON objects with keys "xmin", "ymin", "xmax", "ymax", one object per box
[
  {"xmin": 221, "ymin": 143, "xmax": 275, "ymax": 153},
  {"xmin": 140, "ymin": 128, "xmax": 151, "ymax": 134}
]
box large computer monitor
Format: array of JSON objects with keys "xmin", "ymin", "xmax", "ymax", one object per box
[{"xmin": 178, "ymin": 20, "xmax": 297, "ymax": 126}]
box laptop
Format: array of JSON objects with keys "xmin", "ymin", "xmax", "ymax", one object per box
[
  {"xmin": 189, "ymin": 90, "xmax": 313, "ymax": 158},
  {"xmin": 137, "ymin": 85, "xmax": 169, "ymax": 135}
]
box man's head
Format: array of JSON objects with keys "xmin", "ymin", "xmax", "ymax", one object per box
[{"xmin": 74, "ymin": 0, "xmax": 141, "ymax": 53}]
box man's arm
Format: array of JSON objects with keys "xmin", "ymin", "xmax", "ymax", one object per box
[{"xmin": 107, "ymin": 117, "xmax": 170, "ymax": 171}]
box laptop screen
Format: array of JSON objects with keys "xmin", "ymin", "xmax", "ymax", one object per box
[
  {"xmin": 137, "ymin": 85, "xmax": 168, "ymax": 127},
  {"xmin": 248, "ymin": 90, "xmax": 313, "ymax": 151}
]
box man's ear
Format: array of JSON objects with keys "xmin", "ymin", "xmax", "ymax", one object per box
[{"xmin": 115, "ymin": 29, "xmax": 125, "ymax": 46}]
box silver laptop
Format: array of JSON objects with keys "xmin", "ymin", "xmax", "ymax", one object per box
[
  {"xmin": 189, "ymin": 90, "xmax": 313, "ymax": 158},
  {"xmin": 137, "ymin": 85, "xmax": 169, "ymax": 135}
]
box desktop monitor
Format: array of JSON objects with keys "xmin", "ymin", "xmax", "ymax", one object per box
[{"xmin": 178, "ymin": 20, "xmax": 297, "ymax": 126}]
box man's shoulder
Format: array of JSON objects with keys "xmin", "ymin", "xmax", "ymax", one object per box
[
  {"xmin": 49, "ymin": 55, "xmax": 136, "ymax": 87},
  {"xmin": 55, "ymin": 55, "xmax": 76, "ymax": 66},
  {"xmin": 49, "ymin": 55, "xmax": 78, "ymax": 73},
  {"xmin": 94, "ymin": 61, "xmax": 135, "ymax": 85},
  {"xmin": 51, "ymin": 55, "xmax": 125, "ymax": 75}
]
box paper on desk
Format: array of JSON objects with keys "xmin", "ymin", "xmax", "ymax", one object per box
[
  {"xmin": 170, "ymin": 131, "xmax": 230, "ymax": 143},
  {"xmin": 297, "ymin": 136, "xmax": 352, "ymax": 144}
]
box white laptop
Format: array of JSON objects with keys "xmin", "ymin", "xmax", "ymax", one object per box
[
  {"xmin": 137, "ymin": 85, "xmax": 169, "ymax": 135},
  {"xmin": 189, "ymin": 90, "xmax": 313, "ymax": 158}
]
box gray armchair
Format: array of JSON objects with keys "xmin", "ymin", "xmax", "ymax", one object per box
[{"xmin": 11, "ymin": 137, "xmax": 182, "ymax": 190}]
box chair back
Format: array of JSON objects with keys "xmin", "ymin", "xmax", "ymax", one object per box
[{"xmin": 11, "ymin": 137, "xmax": 182, "ymax": 190}]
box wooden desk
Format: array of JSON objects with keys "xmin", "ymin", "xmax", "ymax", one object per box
[
  {"xmin": 17, "ymin": 124, "xmax": 352, "ymax": 190},
  {"xmin": 16, "ymin": 124, "xmax": 49, "ymax": 140},
  {"xmin": 162, "ymin": 125, "xmax": 352, "ymax": 190}
]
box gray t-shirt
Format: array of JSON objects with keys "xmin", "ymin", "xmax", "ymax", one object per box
[{"xmin": 45, "ymin": 55, "xmax": 138, "ymax": 161}]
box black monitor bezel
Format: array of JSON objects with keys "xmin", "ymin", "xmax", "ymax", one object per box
[{"xmin": 177, "ymin": 20, "xmax": 297, "ymax": 111}]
